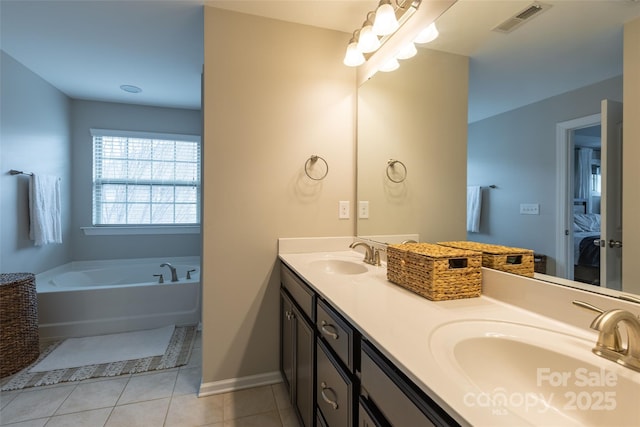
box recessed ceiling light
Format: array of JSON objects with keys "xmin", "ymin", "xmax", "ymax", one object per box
[{"xmin": 120, "ymin": 85, "xmax": 142, "ymax": 93}]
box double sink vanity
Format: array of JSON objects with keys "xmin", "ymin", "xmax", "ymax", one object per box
[{"xmin": 278, "ymin": 237, "xmax": 640, "ymax": 427}]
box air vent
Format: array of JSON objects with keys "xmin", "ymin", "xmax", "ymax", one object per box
[{"xmin": 493, "ymin": 2, "xmax": 551, "ymax": 34}]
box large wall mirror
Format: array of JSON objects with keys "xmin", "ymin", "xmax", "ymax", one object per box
[{"xmin": 356, "ymin": 0, "xmax": 640, "ymax": 299}]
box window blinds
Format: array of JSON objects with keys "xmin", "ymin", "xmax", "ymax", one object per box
[{"xmin": 92, "ymin": 129, "xmax": 201, "ymax": 225}]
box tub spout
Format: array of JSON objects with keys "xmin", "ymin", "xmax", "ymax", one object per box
[{"xmin": 160, "ymin": 263, "xmax": 179, "ymax": 282}]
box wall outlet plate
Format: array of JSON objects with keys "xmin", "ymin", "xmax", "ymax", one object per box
[{"xmin": 520, "ymin": 203, "xmax": 540, "ymax": 215}]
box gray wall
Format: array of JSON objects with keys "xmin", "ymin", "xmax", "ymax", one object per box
[
  {"xmin": 0, "ymin": 50, "xmax": 202, "ymax": 273},
  {"xmin": 467, "ymin": 75, "xmax": 623, "ymax": 275},
  {"xmin": 70, "ymin": 100, "xmax": 202, "ymax": 261},
  {"xmin": 0, "ymin": 51, "xmax": 73, "ymax": 274}
]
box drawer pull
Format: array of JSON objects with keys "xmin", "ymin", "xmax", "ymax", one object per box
[
  {"xmin": 320, "ymin": 320, "xmax": 339, "ymax": 340},
  {"xmin": 320, "ymin": 381, "xmax": 339, "ymax": 410},
  {"xmin": 285, "ymin": 310, "xmax": 294, "ymax": 320}
]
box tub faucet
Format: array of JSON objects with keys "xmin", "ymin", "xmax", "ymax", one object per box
[{"xmin": 160, "ymin": 263, "xmax": 179, "ymax": 282}]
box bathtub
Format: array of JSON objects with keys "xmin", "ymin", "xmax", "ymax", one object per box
[{"xmin": 36, "ymin": 256, "xmax": 201, "ymax": 340}]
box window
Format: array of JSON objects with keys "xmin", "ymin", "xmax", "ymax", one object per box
[{"xmin": 91, "ymin": 129, "xmax": 201, "ymax": 226}]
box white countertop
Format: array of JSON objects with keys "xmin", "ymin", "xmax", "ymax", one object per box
[{"xmin": 278, "ymin": 248, "xmax": 640, "ymax": 427}]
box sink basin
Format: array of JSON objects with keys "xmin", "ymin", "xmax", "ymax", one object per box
[
  {"xmin": 308, "ymin": 259, "xmax": 368, "ymax": 275},
  {"xmin": 429, "ymin": 321, "xmax": 640, "ymax": 426}
]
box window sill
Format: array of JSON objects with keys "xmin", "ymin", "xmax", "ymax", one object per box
[{"xmin": 81, "ymin": 226, "xmax": 200, "ymax": 236}]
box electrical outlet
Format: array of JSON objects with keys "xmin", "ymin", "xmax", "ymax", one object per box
[
  {"xmin": 359, "ymin": 201, "xmax": 369, "ymax": 219},
  {"xmin": 520, "ymin": 203, "xmax": 540, "ymax": 215},
  {"xmin": 339, "ymin": 201, "xmax": 350, "ymax": 219}
]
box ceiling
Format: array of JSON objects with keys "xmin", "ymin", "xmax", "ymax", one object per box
[{"xmin": 1, "ymin": 0, "xmax": 639, "ymax": 119}]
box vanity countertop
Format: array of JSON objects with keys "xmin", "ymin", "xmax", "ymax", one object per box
[{"xmin": 279, "ymin": 248, "xmax": 640, "ymax": 427}]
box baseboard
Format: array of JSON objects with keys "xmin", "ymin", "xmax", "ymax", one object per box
[{"xmin": 198, "ymin": 371, "xmax": 283, "ymax": 397}]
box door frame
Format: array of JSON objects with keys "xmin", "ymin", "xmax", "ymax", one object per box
[{"xmin": 555, "ymin": 113, "xmax": 601, "ymax": 279}]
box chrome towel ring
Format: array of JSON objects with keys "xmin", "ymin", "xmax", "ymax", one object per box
[
  {"xmin": 386, "ymin": 159, "xmax": 407, "ymax": 183},
  {"xmin": 305, "ymin": 155, "xmax": 329, "ymax": 181}
]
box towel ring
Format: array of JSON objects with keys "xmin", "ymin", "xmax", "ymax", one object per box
[
  {"xmin": 305, "ymin": 155, "xmax": 329, "ymax": 181},
  {"xmin": 386, "ymin": 159, "xmax": 407, "ymax": 183}
]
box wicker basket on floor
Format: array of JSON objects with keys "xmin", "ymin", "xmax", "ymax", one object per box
[
  {"xmin": 438, "ymin": 241, "xmax": 535, "ymax": 278},
  {"xmin": 387, "ymin": 243, "xmax": 482, "ymax": 301},
  {"xmin": 0, "ymin": 273, "xmax": 40, "ymax": 378}
]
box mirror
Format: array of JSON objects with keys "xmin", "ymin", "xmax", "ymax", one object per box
[{"xmin": 356, "ymin": 0, "xmax": 640, "ymax": 299}]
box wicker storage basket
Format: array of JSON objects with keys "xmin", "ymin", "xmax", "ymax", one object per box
[
  {"xmin": 0, "ymin": 273, "xmax": 40, "ymax": 377},
  {"xmin": 387, "ymin": 243, "xmax": 482, "ymax": 301},
  {"xmin": 438, "ymin": 241, "xmax": 535, "ymax": 278}
]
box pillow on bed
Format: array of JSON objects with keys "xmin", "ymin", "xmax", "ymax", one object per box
[{"xmin": 574, "ymin": 213, "xmax": 601, "ymax": 232}]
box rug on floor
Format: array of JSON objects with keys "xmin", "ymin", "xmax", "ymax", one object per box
[
  {"xmin": 0, "ymin": 324, "xmax": 196, "ymax": 391},
  {"xmin": 29, "ymin": 325, "xmax": 176, "ymax": 372}
]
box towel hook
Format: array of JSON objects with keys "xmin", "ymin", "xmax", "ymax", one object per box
[
  {"xmin": 386, "ymin": 159, "xmax": 407, "ymax": 183},
  {"xmin": 304, "ymin": 155, "xmax": 329, "ymax": 181}
]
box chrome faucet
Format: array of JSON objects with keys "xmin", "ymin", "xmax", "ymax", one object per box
[
  {"xmin": 349, "ymin": 241, "xmax": 381, "ymax": 266},
  {"xmin": 574, "ymin": 300, "xmax": 640, "ymax": 372},
  {"xmin": 160, "ymin": 263, "xmax": 179, "ymax": 282}
]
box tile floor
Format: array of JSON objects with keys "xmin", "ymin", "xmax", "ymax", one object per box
[{"xmin": 0, "ymin": 332, "xmax": 301, "ymax": 427}]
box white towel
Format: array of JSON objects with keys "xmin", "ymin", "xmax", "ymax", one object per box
[
  {"xmin": 29, "ymin": 174, "xmax": 62, "ymax": 246},
  {"xmin": 467, "ymin": 186, "xmax": 482, "ymax": 233}
]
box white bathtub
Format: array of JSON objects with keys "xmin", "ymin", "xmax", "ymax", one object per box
[{"xmin": 36, "ymin": 256, "xmax": 201, "ymax": 340}]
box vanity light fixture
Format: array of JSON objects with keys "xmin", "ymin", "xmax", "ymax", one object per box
[
  {"xmin": 414, "ymin": 22, "xmax": 439, "ymax": 44},
  {"xmin": 343, "ymin": 0, "xmax": 421, "ymax": 67},
  {"xmin": 357, "ymin": 12, "xmax": 382, "ymax": 53},
  {"xmin": 395, "ymin": 42, "xmax": 417, "ymax": 60},
  {"xmin": 379, "ymin": 57, "xmax": 400, "ymax": 72},
  {"xmin": 372, "ymin": 0, "xmax": 399, "ymax": 35},
  {"xmin": 343, "ymin": 30, "xmax": 366, "ymax": 66}
]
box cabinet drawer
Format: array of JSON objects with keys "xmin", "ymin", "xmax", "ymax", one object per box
[
  {"xmin": 281, "ymin": 265, "xmax": 315, "ymax": 321},
  {"xmin": 360, "ymin": 343, "xmax": 435, "ymax": 427},
  {"xmin": 317, "ymin": 340, "xmax": 353, "ymax": 427},
  {"xmin": 316, "ymin": 299, "xmax": 355, "ymax": 370}
]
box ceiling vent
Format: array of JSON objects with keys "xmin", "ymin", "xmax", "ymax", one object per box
[{"xmin": 493, "ymin": 2, "xmax": 552, "ymax": 34}]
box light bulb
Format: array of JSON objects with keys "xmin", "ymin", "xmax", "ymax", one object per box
[
  {"xmin": 343, "ymin": 41, "xmax": 365, "ymax": 67},
  {"xmin": 357, "ymin": 24, "xmax": 380, "ymax": 53},
  {"xmin": 415, "ymin": 22, "xmax": 439, "ymax": 44},
  {"xmin": 396, "ymin": 42, "xmax": 417, "ymax": 60},
  {"xmin": 372, "ymin": 1, "xmax": 399, "ymax": 36},
  {"xmin": 379, "ymin": 57, "xmax": 399, "ymax": 72}
]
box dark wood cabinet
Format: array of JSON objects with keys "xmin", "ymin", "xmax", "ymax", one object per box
[
  {"xmin": 280, "ymin": 268, "xmax": 316, "ymax": 427},
  {"xmin": 281, "ymin": 263, "xmax": 459, "ymax": 427}
]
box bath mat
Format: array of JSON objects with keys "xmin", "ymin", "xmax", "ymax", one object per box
[
  {"xmin": 1, "ymin": 324, "xmax": 196, "ymax": 391},
  {"xmin": 29, "ymin": 325, "xmax": 175, "ymax": 372}
]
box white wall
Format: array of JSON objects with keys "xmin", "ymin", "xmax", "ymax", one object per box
[
  {"xmin": 0, "ymin": 51, "xmax": 73, "ymax": 274},
  {"xmin": 467, "ymin": 76, "xmax": 623, "ymax": 275},
  {"xmin": 69, "ymin": 100, "xmax": 202, "ymax": 261},
  {"xmin": 201, "ymin": 7, "xmax": 355, "ymax": 387}
]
